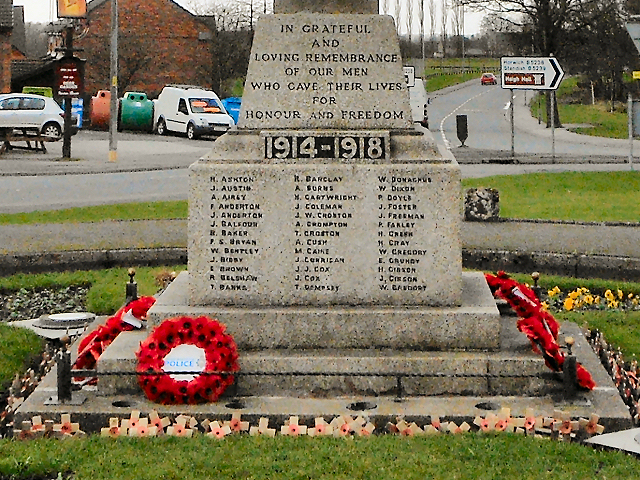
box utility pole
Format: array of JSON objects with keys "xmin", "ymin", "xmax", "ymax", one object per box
[{"xmin": 109, "ymin": 0, "xmax": 118, "ymax": 162}]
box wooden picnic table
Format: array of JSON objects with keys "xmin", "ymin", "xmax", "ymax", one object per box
[{"xmin": 0, "ymin": 128, "xmax": 59, "ymax": 155}]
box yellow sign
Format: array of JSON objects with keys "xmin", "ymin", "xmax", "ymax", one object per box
[
  {"xmin": 57, "ymin": 0, "xmax": 87, "ymax": 18},
  {"xmin": 634, "ymin": 71, "xmax": 640, "ymax": 80}
]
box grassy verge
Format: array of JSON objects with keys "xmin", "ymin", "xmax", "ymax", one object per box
[
  {"xmin": 530, "ymin": 76, "xmax": 630, "ymax": 138},
  {"xmin": 422, "ymin": 57, "xmax": 500, "ymax": 92},
  {"xmin": 0, "ymin": 201, "xmax": 187, "ymax": 225},
  {"xmin": 462, "ymin": 171, "xmax": 640, "ymax": 222},
  {"xmin": 0, "ymin": 172, "xmax": 638, "ymax": 226},
  {"xmin": 0, "ymin": 323, "xmax": 43, "ymax": 393},
  {"xmin": 0, "ymin": 433, "xmax": 638, "ymax": 479}
]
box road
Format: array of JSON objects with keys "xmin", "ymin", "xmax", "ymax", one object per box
[
  {"xmin": 0, "ymin": 84, "xmax": 636, "ymax": 213},
  {"xmin": 430, "ymin": 79, "xmax": 639, "ymax": 158}
]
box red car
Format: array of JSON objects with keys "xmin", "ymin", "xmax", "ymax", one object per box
[{"xmin": 481, "ymin": 73, "xmax": 498, "ymax": 85}]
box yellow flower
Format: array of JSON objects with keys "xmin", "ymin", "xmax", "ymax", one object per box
[
  {"xmin": 564, "ymin": 297, "xmax": 575, "ymax": 311},
  {"xmin": 595, "ymin": 296, "xmax": 601, "ymax": 304},
  {"xmin": 541, "ymin": 301, "xmax": 549, "ymax": 311},
  {"xmin": 618, "ymin": 289, "xmax": 624, "ymax": 300},
  {"xmin": 629, "ymin": 293, "xmax": 635, "ymax": 299},
  {"xmin": 608, "ymin": 300, "xmax": 619, "ymax": 309},
  {"xmin": 584, "ymin": 295, "xmax": 594, "ymax": 305},
  {"xmin": 548, "ymin": 286, "xmax": 561, "ymax": 297},
  {"xmin": 569, "ymin": 290, "xmax": 580, "ymax": 300},
  {"xmin": 605, "ymin": 290, "xmax": 614, "ymax": 301}
]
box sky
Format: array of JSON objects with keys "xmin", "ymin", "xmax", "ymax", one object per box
[{"xmin": 13, "ymin": 0, "xmax": 486, "ymax": 36}]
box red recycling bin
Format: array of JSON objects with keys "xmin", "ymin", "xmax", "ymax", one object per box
[{"xmin": 90, "ymin": 90, "xmax": 111, "ymax": 129}]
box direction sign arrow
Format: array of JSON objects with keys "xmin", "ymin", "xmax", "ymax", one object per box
[{"xmin": 500, "ymin": 57, "xmax": 564, "ymax": 90}]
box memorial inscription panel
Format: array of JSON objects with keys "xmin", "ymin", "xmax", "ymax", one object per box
[
  {"xmin": 189, "ymin": 163, "xmax": 462, "ymax": 307},
  {"xmin": 238, "ymin": 14, "xmax": 413, "ymax": 130}
]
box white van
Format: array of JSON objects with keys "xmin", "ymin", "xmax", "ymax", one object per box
[
  {"xmin": 408, "ymin": 78, "xmax": 429, "ymax": 129},
  {"xmin": 153, "ymin": 85, "xmax": 235, "ymax": 139}
]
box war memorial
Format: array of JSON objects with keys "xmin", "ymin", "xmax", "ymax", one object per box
[{"xmin": 14, "ymin": 0, "xmax": 629, "ymax": 434}]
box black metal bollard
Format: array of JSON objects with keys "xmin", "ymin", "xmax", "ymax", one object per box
[
  {"xmin": 456, "ymin": 114, "xmax": 468, "ymax": 146},
  {"xmin": 126, "ymin": 268, "xmax": 138, "ymax": 304},
  {"xmin": 56, "ymin": 348, "xmax": 73, "ymax": 403},
  {"xmin": 563, "ymin": 355, "xmax": 578, "ymax": 400}
]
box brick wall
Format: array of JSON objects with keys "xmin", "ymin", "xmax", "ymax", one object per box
[
  {"xmin": 77, "ymin": 0, "xmax": 215, "ymax": 98},
  {"xmin": 0, "ymin": 33, "xmax": 10, "ymax": 93}
]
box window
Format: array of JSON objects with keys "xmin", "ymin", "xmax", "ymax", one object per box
[
  {"xmin": 0, "ymin": 98, "xmax": 20, "ymax": 110},
  {"xmin": 178, "ymin": 99, "xmax": 189, "ymax": 115},
  {"xmin": 189, "ymin": 97, "xmax": 221, "ymax": 114},
  {"xmin": 20, "ymin": 98, "xmax": 45, "ymax": 110}
]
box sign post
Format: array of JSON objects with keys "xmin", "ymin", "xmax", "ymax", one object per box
[
  {"xmin": 500, "ymin": 56, "xmax": 565, "ymax": 160},
  {"xmin": 625, "ymin": 19, "xmax": 640, "ymax": 169},
  {"xmin": 55, "ymin": 32, "xmax": 84, "ymax": 158},
  {"xmin": 56, "ymin": 0, "xmax": 86, "ymax": 159}
]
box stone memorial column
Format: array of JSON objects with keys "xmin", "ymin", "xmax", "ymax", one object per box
[{"xmin": 150, "ymin": 0, "xmax": 500, "ymax": 356}]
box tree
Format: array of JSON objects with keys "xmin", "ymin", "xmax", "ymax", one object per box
[
  {"xmin": 441, "ymin": 0, "xmax": 449, "ymax": 57},
  {"xmin": 428, "ymin": 0, "xmax": 437, "ymax": 54},
  {"xmin": 406, "ymin": 0, "xmax": 414, "ymax": 43},
  {"xmin": 464, "ymin": 0, "xmax": 591, "ymax": 126},
  {"xmin": 563, "ymin": 0, "xmax": 638, "ymax": 106},
  {"xmin": 186, "ymin": 0, "xmax": 269, "ymax": 96},
  {"xmin": 451, "ymin": 0, "xmax": 464, "ymax": 57}
]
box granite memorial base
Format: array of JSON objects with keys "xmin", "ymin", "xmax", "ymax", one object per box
[{"xmin": 91, "ymin": 270, "xmax": 547, "ymax": 398}]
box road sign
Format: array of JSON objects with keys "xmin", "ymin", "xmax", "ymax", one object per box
[
  {"xmin": 625, "ymin": 21, "xmax": 640, "ymax": 56},
  {"xmin": 500, "ymin": 57, "xmax": 564, "ymax": 90},
  {"xmin": 403, "ymin": 66, "xmax": 415, "ymax": 87}
]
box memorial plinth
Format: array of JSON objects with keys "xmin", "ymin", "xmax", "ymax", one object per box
[{"xmin": 103, "ymin": 7, "xmax": 502, "ymax": 398}]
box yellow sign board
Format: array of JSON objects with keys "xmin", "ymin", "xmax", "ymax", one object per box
[{"xmin": 57, "ymin": 0, "xmax": 87, "ymax": 18}]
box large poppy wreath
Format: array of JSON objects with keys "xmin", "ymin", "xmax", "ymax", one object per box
[{"xmin": 136, "ymin": 316, "xmax": 239, "ymax": 404}]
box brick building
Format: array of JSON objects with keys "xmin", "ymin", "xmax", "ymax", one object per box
[
  {"xmin": 0, "ymin": 0, "xmax": 12, "ymax": 93},
  {"xmin": 76, "ymin": 0, "xmax": 217, "ymax": 98}
]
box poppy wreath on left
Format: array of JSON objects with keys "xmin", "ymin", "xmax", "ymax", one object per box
[{"xmin": 136, "ymin": 316, "xmax": 239, "ymax": 404}]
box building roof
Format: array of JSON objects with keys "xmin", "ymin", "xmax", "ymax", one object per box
[
  {"xmin": 0, "ymin": 0, "xmax": 13, "ymax": 30},
  {"xmin": 11, "ymin": 58, "xmax": 56, "ymax": 82}
]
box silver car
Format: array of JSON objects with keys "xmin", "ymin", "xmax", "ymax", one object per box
[{"xmin": 0, "ymin": 93, "xmax": 77, "ymax": 138}]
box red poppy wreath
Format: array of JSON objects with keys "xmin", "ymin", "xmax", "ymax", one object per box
[{"xmin": 136, "ymin": 316, "xmax": 239, "ymax": 404}]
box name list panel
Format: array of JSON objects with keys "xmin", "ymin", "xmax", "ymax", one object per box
[{"xmin": 190, "ymin": 163, "xmax": 461, "ymax": 307}]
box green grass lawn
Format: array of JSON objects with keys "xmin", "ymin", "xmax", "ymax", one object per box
[
  {"xmin": 462, "ymin": 171, "xmax": 640, "ymax": 222},
  {"xmin": 0, "ymin": 323, "xmax": 43, "ymax": 393},
  {"xmin": 530, "ymin": 75, "xmax": 631, "ymax": 138},
  {"xmin": 1, "ymin": 172, "xmax": 638, "ymax": 225},
  {"xmin": 0, "ymin": 201, "xmax": 187, "ymax": 225},
  {"xmin": 421, "ymin": 57, "xmax": 499, "ymax": 92},
  {"xmin": 1, "ymin": 434, "xmax": 639, "ymax": 480}
]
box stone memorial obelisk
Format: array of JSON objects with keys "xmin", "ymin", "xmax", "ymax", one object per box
[{"xmin": 140, "ymin": 0, "xmax": 502, "ymax": 397}]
